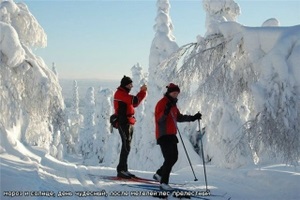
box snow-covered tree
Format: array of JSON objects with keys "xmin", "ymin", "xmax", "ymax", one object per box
[
  {"xmin": 131, "ymin": 63, "xmax": 146, "ymax": 121},
  {"xmin": 130, "ymin": 63, "xmax": 146, "ymax": 163},
  {"xmin": 147, "ymin": 0, "xmax": 179, "ymax": 118},
  {"xmin": 68, "ymin": 80, "xmax": 83, "ymax": 150},
  {"xmin": 153, "ymin": 0, "xmax": 300, "ymax": 167},
  {"xmin": 0, "ymin": 0, "xmax": 65, "ymax": 153},
  {"xmin": 78, "ymin": 87, "xmax": 96, "ymax": 160},
  {"xmin": 71, "ymin": 80, "xmax": 80, "ymax": 115},
  {"xmin": 131, "ymin": 63, "xmax": 146, "ymax": 94},
  {"xmin": 52, "ymin": 62, "xmax": 58, "ymax": 76},
  {"xmin": 0, "ymin": 0, "xmax": 47, "ymax": 48},
  {"xmin": 94, "ymin": 88, "xmax": 113, "ymax": 164},
  {"xmin": 203, "ymin": 0, "xmax": 240, "ymax": 35},
  {"xmin": 50, "ymin": 130, "xmax": 63, "ymax": 160},
  {"xmin": 129, "ymin": 0, "xmax": 180, "ymax": 170},
  {"xmin": 262, "ymin": 18, "xmax": 279, "ymax": 27}
]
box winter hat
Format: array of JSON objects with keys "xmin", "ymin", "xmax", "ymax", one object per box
[
  {"xmin": 166, "ymin": 83, "xmax": 180, "ymax": 94},
  {"xmin": 120, "ymin": 75, "xmax": 133, "ymax": 87}
]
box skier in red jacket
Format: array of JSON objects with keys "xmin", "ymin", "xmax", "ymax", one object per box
[
  {"xmin": 114, "ymin": 75, "xmax": 147, "ymax": 179},
  {"xmin": 153, "ymin": 83, "xmax": 201, "ymax": 190}
]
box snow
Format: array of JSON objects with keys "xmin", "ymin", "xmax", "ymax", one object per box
[
  {"xmin": 0, "ymin": 21, "xmax": 25, "ymax": 67},
  {"xmin": 155, "ymin": 0, "xmax": 300, "ymax": 168},
  {"xmin": 203, "ymin": 0, "xmax": 240, "ymax": 35},
  {"xmin": 78, "ymin": 87, "xmax": 96, "ymax": 161},
  {"xmin": 0, "ymin": 0, "xmax": 64, "ymax": 150},
  {"xmin": 262, "ymin": 18, "xmax": 280, "ymax": 27},
  {"xmin": 0, "ymin": 0, "xmax": 47, "ymax": 48},
  {"xmin": 1, "ymin": 148, "xmax": 299, "ymax": 200},
  {"xmin": 1, "ymin": 0, "xmax": 300, "ymax": 199},
  {"xmin": 217, "ymin": 22, "xmax": 300, "ymax": 91}
]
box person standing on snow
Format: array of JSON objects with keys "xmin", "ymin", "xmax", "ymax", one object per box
[
  {"xmin": 113, "ymin": 75, "xmax": 147, "ymax": 179},
  {"xmin": 153, "ymin": 83, "xmax": 201, "ymax": 190}
]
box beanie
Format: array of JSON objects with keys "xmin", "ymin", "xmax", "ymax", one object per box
[
  {"xmin": 166, "ymin": 83, "xmax": 180, "ymax": 93},
  {"xmin": 120, "ymin": 75, "xmax": 133, "ymax": 87}
]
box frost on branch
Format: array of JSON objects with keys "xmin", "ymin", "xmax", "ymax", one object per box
[{"xmin": 157, "ymin": 21, "xmax": 300, "ymax": 167}]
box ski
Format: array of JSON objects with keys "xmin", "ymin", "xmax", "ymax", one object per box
[
  {"xmin": 88, "ymin": 174, "xmax": 230, "ymax": 199},
  {"xmin": 88, "ymin": 174, "xmax": 159, "ymax": 185},
  {"xmin": 134, "ymin": 176, "xmax": 186, "ymax": 186},
  {"xmin": 88, "ymin": 174, "xmax": 185, "ymax": 186},
  {"xmin": 133, "ymin": 176, "xmax": 158, "ymax": 182}
]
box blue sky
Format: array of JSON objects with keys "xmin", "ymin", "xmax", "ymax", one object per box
[{"xmin": 21, "ymin": 0, "xmax": 300, "ymax": 80}]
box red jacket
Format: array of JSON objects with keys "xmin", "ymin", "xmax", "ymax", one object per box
[
  {"xmin": 155, "ymin": 95, "xmax": 192, "ymax": 140},
  {"xmin": 114, "ymin": 86, "xmax": 146, "ymax": 125}
]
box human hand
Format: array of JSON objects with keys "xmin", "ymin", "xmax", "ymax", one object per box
[
  {"xmin": 192, "ymin": 112, "xmax": 202, "ymax": 121},
  {"xmin": 140, "ymin": 84, "xmax": 147, "ymax": 92}
]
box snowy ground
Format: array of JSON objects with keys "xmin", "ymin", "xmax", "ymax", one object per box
[{"xmin": 1, "ymin": 144, "xmax": 299, "ymax": 200}]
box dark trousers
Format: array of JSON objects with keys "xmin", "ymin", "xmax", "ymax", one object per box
[
  {"xmin": 117, "ymin": 124, "xmax": 133, "ymax": 172},
  {"xmin": 156, "ymin": 140, "xmax": 178, "ymax": 184}
]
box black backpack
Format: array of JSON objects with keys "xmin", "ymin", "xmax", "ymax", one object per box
[{"xmin": 110, "ymin": 114, "xmax": 118, "ymax": 129}]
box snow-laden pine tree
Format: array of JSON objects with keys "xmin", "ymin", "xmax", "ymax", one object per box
[
  {"xmin": 68, "ymin": 80, "xmax": 83, "ymax": 149},
  {"xmin": 131, "ymin": 0, "xmax": 180, "ymax": 170},
  {"xmin": 129, "ymin": 63, "xmax": 147, "ymax": 168},
  {"xmin": 0, "ymin": 0, "xmax": 66, "ymax": 154},
  {"xmin": 155, "ymin": 0, "xmax": 300, "ymax": 167},
  {"xmin": 149, "ymin": 0, "xmax": 179, "ymax": 91},
  {"xmin": 78, "ymin": 87, "xmax": 96, "ymax": 161},
  {"xmin": 71, "ymin": 81, "xmax": 80, "ymax": 115},
  {"xmin": 52, "ymin": 62, "xmax": 58, "ymax": 77},
  {"xmin": 50, "ymin": 130, "xmax": 62, "ymax": 159},
  {"xmin": 131, "ymin": 63, "xmax": 146, "ymax": 121},
  {"xmin": 131, "ymin": 64, "xmax": 145, "ymax": 118},
  {"xmin": 94, "ymin": 88, "xmax": 113, "ymax": 164},
  {"xmin": 131, "ymin": 63, "xmax": 146, "ymax": 93},
  {"xmin": 203, "ymin": 0, "xmax": 240, "ymax": 35}
]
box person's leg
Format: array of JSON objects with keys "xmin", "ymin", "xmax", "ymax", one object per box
[
  {"xmin": 159, "ymin": 142, "xmax": 178, "ymax": 184},
  {"xmin": 117, "ymin": 125, "xmax": 134, "ymax": 178},
  {"xmin": 117, "ymin": 125, "xmax": 131, "ymax": 172}
]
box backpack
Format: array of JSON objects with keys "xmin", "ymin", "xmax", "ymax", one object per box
[{"xmin": 110, "ymin": 114, "xmax": 119, "ymax": 129}]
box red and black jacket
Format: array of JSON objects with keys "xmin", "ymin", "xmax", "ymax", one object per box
[
  {"xmin": 114, "ymin": 86, "xmax": 146, "ymax": 126},
  {"xmin": 155, "ymin": 94, "xmax": 193, "ymax": 143}
]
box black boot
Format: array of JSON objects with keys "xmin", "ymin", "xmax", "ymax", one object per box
[
  {"xmin": 125, "ymin": 171, "xmax": 136, "ymax": 177},
  {"xmin": 117, "ymin": 171, "xmax": 132, "ymax": 179}
]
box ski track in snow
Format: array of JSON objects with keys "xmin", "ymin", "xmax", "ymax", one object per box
[
  {"xmin": 0, "ymin": 138, "xmax": 299, "ymax": 200},
  {"xmin": 1, "ymin": 146, "xmax": 300, "ymax": 200}
]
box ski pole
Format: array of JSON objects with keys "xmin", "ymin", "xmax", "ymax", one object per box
[
  {"xmin": 198, "ymin": 119, "xmax": 209, "ymax": 192},
  {"xmin": 170, "ymin": 112, "xmax": 198, "ymax": 181}
]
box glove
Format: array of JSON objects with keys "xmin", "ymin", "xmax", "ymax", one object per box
[{"xmin": 191, "ymin": 112, "xmax": 202, "ymax": 121}]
